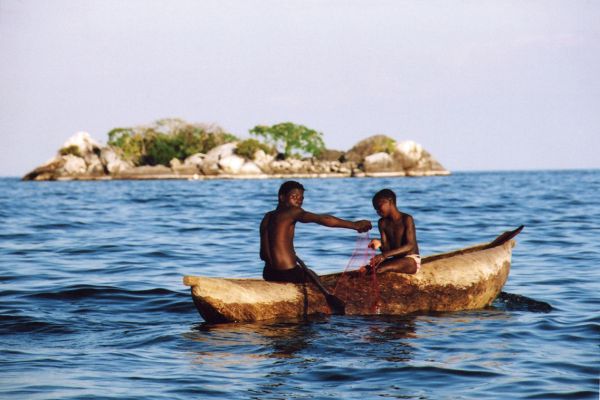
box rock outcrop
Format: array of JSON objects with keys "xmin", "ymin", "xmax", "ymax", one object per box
[
  {"xmin": 23, "ymin": 132, "xmax": 449, "ymax": 181},
  {"xmin": 101, "ymin": 148, "xmax": 133, "ymax": 174},
  {"xmin": 23, "ymin": 132, "xmax": 108, "ymax": 181}
]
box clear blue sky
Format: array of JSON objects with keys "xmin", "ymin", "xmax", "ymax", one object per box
[{"xmin": 1, "ymin": 0, "xmax": 599, "ymax": 176}]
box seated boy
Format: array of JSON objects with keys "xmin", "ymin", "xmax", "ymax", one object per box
[
  {"xmin": 260, "ymin": 180, "xmax": 372, "ymax": 283},
  {"xmin": 366, "ymin": 189, "xmax": 420, "ymax": 274}
]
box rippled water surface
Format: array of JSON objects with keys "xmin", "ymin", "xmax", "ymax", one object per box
[{"xmin": 1, "ymin": 171, "xmax": 598, "ymax": 399}]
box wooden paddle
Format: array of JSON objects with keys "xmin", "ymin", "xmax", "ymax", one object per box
[{"xmin": 296, "ymin": 256, "xmax": 346, "ymax": 315}]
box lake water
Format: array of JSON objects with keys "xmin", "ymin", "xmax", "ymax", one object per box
[{"xmin": 0, "ymin": 171, "xmax": 598, "ymax": 399}]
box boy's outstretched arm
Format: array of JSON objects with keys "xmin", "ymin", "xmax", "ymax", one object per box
[{"xmin": 298, "ymin": 210, "xmax": 372, "ymax": 232}]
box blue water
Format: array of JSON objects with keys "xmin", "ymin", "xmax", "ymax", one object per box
[{"xmin": 0, "ymin": 171, "xmax": 598, "ymax": 399}]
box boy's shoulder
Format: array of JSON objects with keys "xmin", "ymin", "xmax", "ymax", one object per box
[
  {"xmin": 379, "ymin": 212, "xmax": 413, "ymax": 225},
  {"xmin": 400, "ymin": 212, "xmax": 415, "ymax": 224},
  {"xmin": 269, "ymin": 205, "xmax": 304, "ymax": 218},
  {"xmin": 263, "ymin": 209, "xmax": 275, "ymax": 218}
]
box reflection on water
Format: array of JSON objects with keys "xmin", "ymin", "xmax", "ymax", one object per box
[
  {"xmin": 182, "ymin": 298, "xmax": 552, "ymax": 377},
  {"xmin": 495, "ymin": 291, "xmax": 553, "ymax": 313},
  {"xmin": 181, "ymin": 312, "xmax": 552, "ymax": 398},
  {"xmin": 185, "ymin": 315, "xmax": 420, "ymax": 368},
  {"xmin": 362, "ymin": 315, "xmax": 417, "ymax": 344},
  {"xmin": 187, "ymin": 318, "xmax": 321, "ymax": 360}
]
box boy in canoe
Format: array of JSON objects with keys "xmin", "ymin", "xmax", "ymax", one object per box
[
  {"xmin": 260, "ymin": 181, "xmax": 372, "ymax": 284},
  {"xmin": 365, "ymin": 188, "xmax": 421, "ymax": 274}
]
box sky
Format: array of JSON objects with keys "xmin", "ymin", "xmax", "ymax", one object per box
[{"xmin": 1, "ymin": 0, "xmax": 599, "ymax": 176}]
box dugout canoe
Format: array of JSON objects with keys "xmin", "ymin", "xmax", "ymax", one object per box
[{"xmin": 183, "ymin": 226, "xmax": 523, "ymax": 323}]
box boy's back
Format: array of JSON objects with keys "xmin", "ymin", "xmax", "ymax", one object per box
[{"xmin": 261, "ymin": 207, "xmax": 303, "ymax": 270}]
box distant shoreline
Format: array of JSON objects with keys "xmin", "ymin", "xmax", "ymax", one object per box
[
  {"xmin": 19, "ymin": 170, "xmax": 451, "ymax": 182},
  {"xmin": 22, "ymin": 131, "xmax": 451, "ymax": 182},
  {"xmin": 7, "ymin": 168, "xmax": 600, "ymax": 180}
]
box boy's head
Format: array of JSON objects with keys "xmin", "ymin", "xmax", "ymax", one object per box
[
  {"xmin": 372, "ymin": 189, "xmax": 397, "ymax": 216},
  {"xmin": 372, "ymin": 189, "xmax": 396, "ymax": 206},
  {"xmin": 278, "ymin": 181, "xmax": 305, "ymax": 206}
]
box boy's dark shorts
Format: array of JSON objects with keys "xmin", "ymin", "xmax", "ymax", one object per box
[{"xmin": 263, "ymin": 265, "xmax": 307, "ymax": 283}]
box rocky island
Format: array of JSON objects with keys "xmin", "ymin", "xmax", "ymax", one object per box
[{"xmin": 23, "ymin": 119, "xmax": 449, "ymax": 181}]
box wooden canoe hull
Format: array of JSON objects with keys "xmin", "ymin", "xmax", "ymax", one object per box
[{"xmin": 184, "ymin": 230, "xmax": 519, "ymax": 323}]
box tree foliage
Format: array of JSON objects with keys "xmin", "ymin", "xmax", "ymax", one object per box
[
  {"xmin": 370, "ymin": 136, "xmax": 397, "ymax": 154},
  {"xmin": 107, "ymin": 119, "xmax": 237, "ymax": 166},
  {"xmin": 249, "ymin": 122, "xmax": 325, "ymax": 159},
  {"xmin": 59, "ymin": 145, "xmax": 82, "ymax": 158},
  {"xmin": 235, "ymin": 138, "xmax": 275, "ymax": 160}
]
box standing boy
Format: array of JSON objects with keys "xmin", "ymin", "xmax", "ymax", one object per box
[
  {"xmin": 367, "ymin": 189, "xmax": 421, "ymax": 274},
  {"xmin": 260, "ymin": 180, "xmax": 372, "ymax": 283}
]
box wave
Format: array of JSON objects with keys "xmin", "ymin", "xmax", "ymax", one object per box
[
  {"xmin": 22, "ymin": 285, "xmax": 194, "ymax": 314},
  {"xmin": 0, "ymin": 315, "xmax": 75, "ymax": 334}
]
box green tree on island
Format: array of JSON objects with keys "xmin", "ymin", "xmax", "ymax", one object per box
[
  {"xmin": 234, "ymin": 138, "xmax": 275, "ymax": 159},
  {"xmin": 249, "ymin": 122, "xmax": 325, "ymax": 159},
  {"xmin": 107, "ymin": 119, "xmax": 237, "ymax": 166}
]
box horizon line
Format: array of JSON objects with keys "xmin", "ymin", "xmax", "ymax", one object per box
[{"xmin": 1, "ymin": 167, "xmax": 599, "ymax": 179}]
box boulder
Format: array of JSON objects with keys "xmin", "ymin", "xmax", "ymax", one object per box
[
  {"xmin": 218, "ymin": 155, "xmax": 246, "ymax": 174},
  {"xmin": 316, "ymin": 161, "xmax": 331, "ymax": 173},
  {"xmin": 346, "ymin": 135, "xmax": 396, "ymax": 163},
  {"xmin": 86, "ymin": 154, "xmax": 106, "ymax": 175},
  {"xmin": 22, "ymin": 132, "xmax": 107, "ymax": 179},
  {"xmin": 184, "ymin": 153, "xmax": 205, "ymax": 167},
  {"xmin": 166, "ymin": 158, "xmax": 196, "ymax": 175},
  {"xmin": 253, "ymin": 150, "xmax": 274, "ymax": 173},
  {"xmin": 22, "ymin": 158, "xmax": 65, "ymax": 181},
  {"xmin": 363, "ymin": 152, "xmax": 395, "ymax": 173},
  {"xmin": 201, "ymin": 143, "xmax": 238, "ymax": 175},
  {"xmin": 394, "ymin": 140, "xmax": 423, "ymax": 170},
  {"xmin": 60, "ymin": 155, "xmax": 87, "ymax": 175},
  {"xmin": 269, "ymin": 160, "xmax": 291, "ymax": 174},
  {"xmin": 61, "ymin": 131, "xmax": 101, "ymax": 157},
  {"xmin": 346, "ymin": 136, "xmax": 449, "ymax": 175},
  {"xmin": 338, "ymin": 164, "xmax": 352, "ymax": 175},
  {"xmin": 269, "ymin": 158, "xmax": 312, "ymax": 174},
  {"xmin": 239, "ymin": 161, "xmax": 263, "ymax": 175},
  {"xmin": 169, "ymin": 158, "xmax": 182, "ymax": 169},
  {"xmin": 396, "ymin": 140, "xmax": 423, "ymax": 160},
  {"xmin": 394, "ymin": 140, "xmax": 448, "ymax": 174},
  {"xmin": 205, "ymin": 142, "xmax": 236, "ymax": 160},
  {"xmin": 101, "ymin": 147, "xmax": 134, "ymax": 174},
  {"xmin": 287, "ymin": 160, "xmax": 300, "ymax": 173}
]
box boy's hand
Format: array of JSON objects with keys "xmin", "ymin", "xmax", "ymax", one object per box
[
  {"xmin": 370, "ymin": 254, "xmax": 385, "ymax": 268},
  {"xmin": 354, "ymin": 220, "xmax": 372, "ymax": 233},
  {"xmin": 358, "ymin": 264, "xmax": 373, "ymax": 275},
  {"xmin": 368, "ymin": 239, "xmax": 382, "ymax": 250}
]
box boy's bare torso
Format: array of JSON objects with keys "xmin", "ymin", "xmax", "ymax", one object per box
[
  {"xmin": 260, "ymin": 186, "xmax": 372, "ymax": 276},
  {"xmin": 380, "ymin": 213, "xmax": 419, "ymax": 256},
  {"xmin": 260, "ymin": 207, "xmax": 301, "ymax": 270}
]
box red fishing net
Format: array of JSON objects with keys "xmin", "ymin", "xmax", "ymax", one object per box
[{"xmin": 333, "ymin": 233, "xmax": 381, "ymax": 314}]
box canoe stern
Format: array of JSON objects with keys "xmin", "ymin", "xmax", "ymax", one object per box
[{"xmin": 185, "ymin": 276, "xmax": 330, "ymax": 322}]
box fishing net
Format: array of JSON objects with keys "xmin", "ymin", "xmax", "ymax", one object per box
[{"xmin": 333, "ymin": 233, "xmax": 381, "ymax": 313}]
